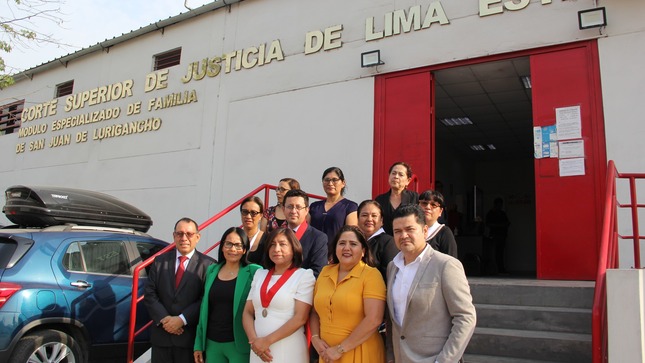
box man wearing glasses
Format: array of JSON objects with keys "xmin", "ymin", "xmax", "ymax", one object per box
[
  {"xmin": 145, "ymin": 217, "xmax": 216, "ymax": 363},
  {"xmin": 282, "ymin": 189, "xmax": 328, "ymax": 277}
]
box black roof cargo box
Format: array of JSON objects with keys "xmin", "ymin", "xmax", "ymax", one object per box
[{"xmin": 3, "ymin": 185, "xmax": 153, "ymax": 232}]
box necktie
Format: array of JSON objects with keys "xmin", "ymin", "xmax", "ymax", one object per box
[{"xmin": 175, "ymin": 256, "xmax": 187, "ymax": 288}]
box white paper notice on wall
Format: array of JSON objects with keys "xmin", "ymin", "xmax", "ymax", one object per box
[
  {"xmin": 556, "ymin": 106, "xmax": 582, "ymax": 140},
  {"xmin": 533, "ymin": 126, "xmax": 543, "ymax": 158},
  {"xmin": 558, "ymin": 139, "xmax": 585, "ymax": 159},
  {"xmin": 559, "ymin": 158, "xmax": 585, "ymax": 177}
]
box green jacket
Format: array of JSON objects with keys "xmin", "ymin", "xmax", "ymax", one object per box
[{"xmin": 194, "ymin": 262, "xmax": 262, "ymax": 353}]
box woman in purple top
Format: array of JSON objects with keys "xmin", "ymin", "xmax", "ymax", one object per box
[{"xmin": 309, "ymin": 166, "xmax": 358, "ymax": 245}]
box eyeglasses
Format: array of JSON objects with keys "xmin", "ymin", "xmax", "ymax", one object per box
[
  {"xmin": 276, "ymin": 187, "xmax": 290, "ymax": 192},
  {"xmin": 223, "ymin": 241, "xmax": 244, "ymax": 250},
  {"xmin": 323, "ymin": 177, "xmax": 341, "ymax": 184},
  {"xmin": 285, "ymin": 205, "xmax": 307, "ymax": 211},
  {"xmin": 173, "ymin": 231, "xmax": 197, "ymax": 239},
  {"xmin": 419, "ymin": 201, "xmax": 441, "ymax": 209},
  {"xmin": 241, "ymin": 209, "xmax": 261, "ymax": 217}
]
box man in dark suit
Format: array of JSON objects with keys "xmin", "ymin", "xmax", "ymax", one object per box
[
  {"xmin": 145, "ymin": 217, "xmax": 216, "ymax": 363},
  {"xmin": 387, "ymin": 205, "xmax": 476, "ymax": 363},
  {"xmin": 282, "ymin": 189, "xmax": 328, "ymax": 277}
]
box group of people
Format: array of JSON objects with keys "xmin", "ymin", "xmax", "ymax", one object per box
[{"xmin": 144, "ymin": 162, "xmax": 477, "ymax": 363}]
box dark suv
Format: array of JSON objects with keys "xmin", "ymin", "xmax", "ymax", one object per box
[{"xmin": 0, "ymin": 186, "xmax": 168, "ymax": 362}]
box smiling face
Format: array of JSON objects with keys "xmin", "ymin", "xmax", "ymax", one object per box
[
  {"xmin": 392, "ymin": 214, "xmax": 428, "ymax": 262},
  {"xmin": 388, "ymin": 164, "xmax": 410, "ymax": 192},
  {"xmin": 335, "ymin": 231, "xmax": 365, "ymax": 270},
  {"xmin": 240, "ymin": 201, "xmax": 262, "ymax": 230},
  {"xmin": 268, "ymin": 233, "xmax": 294, "ymax": 269},
  {"xmin": 222, "ymin": 231, "xmax": 246, "ymax": 264},
  {"xmin": 173, "ymin": 220, "xmax": 200, "ymax": 256},
  {"xmin": 358, "ymin": 203, "xmax": 383, "ymax": 239},
  {"xmin": 322, "ymin": 171, "xmax": 345, "ymax": 197}
]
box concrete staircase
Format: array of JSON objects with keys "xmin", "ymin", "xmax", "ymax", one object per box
[{"xmin": 464, "ymin": 278, "xmax": 595, "ymax": 363}]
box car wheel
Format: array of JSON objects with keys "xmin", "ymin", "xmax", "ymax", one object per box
[{"xmin": 10, "ymin": 329, "xmax": 83, "ymax": 363}]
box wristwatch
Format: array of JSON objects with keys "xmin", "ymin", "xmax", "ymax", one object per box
[{"xmin": 336, "ymin": 344, "xmax": 345, "ymax": 354}]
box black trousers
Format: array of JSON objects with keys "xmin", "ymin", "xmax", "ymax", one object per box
[{"xmin": 151, "ymin": 345, "xmax": 193, "ymax": 363}]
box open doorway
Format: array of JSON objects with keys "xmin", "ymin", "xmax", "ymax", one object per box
[{"xmin": 434, "ymin": 57, "xmax": 536, "ymax": 277}]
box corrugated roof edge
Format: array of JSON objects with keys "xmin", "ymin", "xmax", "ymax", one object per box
[{"xmin": 12, "ymin": 0, "xmax": 242, "ymax": 82}]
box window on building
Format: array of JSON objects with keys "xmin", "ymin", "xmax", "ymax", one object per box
[
  {"xmin": 0, "ymin": 100, "xmax": 24, "ymax": 135},
  {"xmin": 56, "ymin": 80, "xmax": 74, "ymax": 98},
  {"xmin": 154, "ymin": 48, "xmax": 182, "ymax": 70}
]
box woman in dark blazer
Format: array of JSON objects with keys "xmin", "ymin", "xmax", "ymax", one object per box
[
  {"xmin": 357, "ymin": 199, "xmax": 399, "ymax": 280},
  {"xmin": 194, "ymin": 227, "xmax": 262, "ymax": 363}
]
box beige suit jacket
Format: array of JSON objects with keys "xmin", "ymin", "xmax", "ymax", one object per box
[{"xmin": 386, "ymin": 247, "xmax": 476, "ymax": 363}]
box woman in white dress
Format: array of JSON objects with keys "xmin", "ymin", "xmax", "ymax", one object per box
[{"xmin": 242, "ymin": 228, "xmax": 315, "ymax": 363}]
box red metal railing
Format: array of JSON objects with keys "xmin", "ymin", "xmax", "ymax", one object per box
[
  {"xmin": 592, "ymin": 161, "xmax": 645, "ymax": 363},
  {"xmin": 126, "ymin": 184, "xmax": 325, "ymax": 363},
  {"xmin": 410, "ymin": 174, "xmax": 419, "ymax": 193}
]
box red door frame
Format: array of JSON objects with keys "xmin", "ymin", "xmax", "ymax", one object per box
[
  {"xmin": 373, "ymin": 69, "xmax": 434, "ymax": 196},
  {"xmin": 373, "ymin": 40, "xmax": 606, "ymax": 280}
]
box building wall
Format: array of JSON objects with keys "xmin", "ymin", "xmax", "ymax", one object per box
[
  {"xmin": 1, "ymin": 0, "xmax": 643, "ymax": 247},
  {"xmin": 594, "ymin": 0, "xmax": 645, "ymax": 267}
]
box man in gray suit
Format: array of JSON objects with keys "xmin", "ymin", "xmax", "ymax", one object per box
[{"xmin": 387, "ymin": 205, "xmax": 476, "ymax": 363}]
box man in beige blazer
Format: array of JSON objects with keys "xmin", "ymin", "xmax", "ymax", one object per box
[{"xmin": 386, "ymin": 205, "xmax": 476, "ymax": 363}]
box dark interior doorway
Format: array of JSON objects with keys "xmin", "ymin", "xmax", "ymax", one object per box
[{"xmin": 433, "ymin": 57, "xmax": 536, "ymax": 276}]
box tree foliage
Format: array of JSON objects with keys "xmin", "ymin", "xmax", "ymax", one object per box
[{"xmin": 1, "ymin": 0, "xmax": 65, "ymax": 89}]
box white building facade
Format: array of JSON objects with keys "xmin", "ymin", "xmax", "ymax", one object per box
[{"xmin": 1, "ymin": 0, "xmax": 643, "ymax": 280}]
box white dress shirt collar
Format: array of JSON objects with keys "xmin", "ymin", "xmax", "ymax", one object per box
[
  {"xmin": 368, "ymin": 227, "xmax": 386, "ymax": 240},
  {"xmin": 392, "ymin": 245, "xmax": 431, "ymax": 325},
  {"xmin": 426, "ymin": 221, "xmax": 443, "ymax": 239}
]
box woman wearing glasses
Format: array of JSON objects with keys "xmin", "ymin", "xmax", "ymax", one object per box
[
  {"xmin": 262, "ymin": 178, "xmax": 300, "ymax": 234},
  {"xmin": 242, "ymin": 228, "xmax": 315, "ymax": 363},
  {"xmin": 240, "ymin": 196, "xmax": 268, "ymax": 264},
  {"xmin": 309, "ymin": 167, "xmax": 358, "ymax": 244},
  {"xmin": 419, "ymin": 190, "xmax": 458, "ymax": 258},
  {"xmin": 194, "ymin": 227, "xmax": 262, "ymax": 363}
]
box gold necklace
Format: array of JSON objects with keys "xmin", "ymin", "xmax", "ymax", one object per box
[{"xmin": 222, "ymin": 266, "xmax": 238, "ymax": 277}]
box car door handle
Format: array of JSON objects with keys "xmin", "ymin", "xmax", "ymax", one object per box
[{"xmin": 70, "ymin": 280, "xmax": 91, "ymax": 288}]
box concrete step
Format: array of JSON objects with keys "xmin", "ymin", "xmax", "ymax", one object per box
[
  {"xmin": 468, "ymin": 278, "xmax": 595, "ymax": 309},
  {"xmin": 464, "ymin": 354, "xmax": 567, "ymax": 363},
  {"xmin": 475, "ymin": 303, "xmax": 592, "ymax": 334},
  {"xmin": 134, "ymin": 349, "xmax": 150, "ymax": 363},
  {"xmin": 466, "ymin": 327, "xmax": 592, "ymax": 363}
]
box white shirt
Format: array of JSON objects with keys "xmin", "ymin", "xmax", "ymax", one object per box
[
  {"xmin": 391, "ymin": 244, "xmax": 430, "ymax": 326},
  {"xmin": 368, "ymin": 227, "xmax": 386, "ymax": 241},
  {"xmin": 249, "ymin": 229, "xmax": 261, "ymax": 250},
  {"xmin": 175, "ymin": 249, "xmax": 196, "ymax": 272},
  {"xmin": 425, "ymin": 221, "xmax": 443, "ymax": 240},
  {"xmin": 174, "ymin": 249, "xmax": 196, "ymax": 325}
]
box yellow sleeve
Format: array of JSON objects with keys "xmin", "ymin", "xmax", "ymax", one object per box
[{"xmin": 362, "ymin": 265, "xmax": 386, "ymax": 301}]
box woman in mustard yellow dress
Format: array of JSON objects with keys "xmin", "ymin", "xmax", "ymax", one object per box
[{"xmin": 309, "ymin": 225, "xmax": 386, "ymax": 363}]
